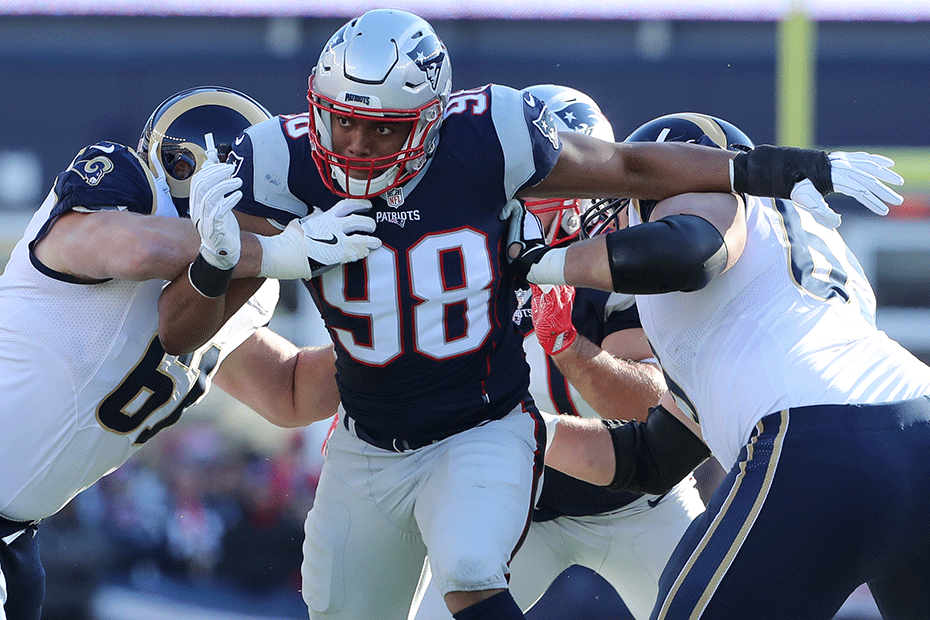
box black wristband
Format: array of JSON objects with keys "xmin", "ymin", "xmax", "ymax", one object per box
[
  {"xmin": 187, "ymin": 253, "xmax": 234, "ymax": 298},
  {"xmin": 732, "ymin": 145, "xmax": 833, "ymax": 199}
]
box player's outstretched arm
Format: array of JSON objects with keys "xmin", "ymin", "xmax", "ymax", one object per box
[
  {"xmin": 32, "ymin": 209, "xmax": 200, "ymax": 282},
  {"xmin": 509, "ymin": 192, "xmax": 744, "ymax": 295},
  {"xmin": 524, "ymin": 132, "xmax": 903, "ymax": 216},
  {"xmin": 212, "ymin": 328, "xmax": 341, "ymax": 428}
]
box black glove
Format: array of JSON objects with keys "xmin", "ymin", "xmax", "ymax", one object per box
[{"xmin": 500, "ymin": 198, "xmax": 549, "ymax": 283}]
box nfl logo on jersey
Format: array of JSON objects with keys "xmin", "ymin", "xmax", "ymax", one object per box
[{"xmin": 387, "ymin": 187, "xmax": 405, "ymax": 208}]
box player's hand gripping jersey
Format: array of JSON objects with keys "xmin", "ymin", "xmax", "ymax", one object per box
[
  {"xmin": 0, "ymin": 142, "xmax": 278, "ymax": 522},
  {"xmin": 629, "ymin": 194, "xmax": 930, "ymax": 467},
  {"xmin": 231, "ymin": 85, "xmax": 560, "ymax": 444}
]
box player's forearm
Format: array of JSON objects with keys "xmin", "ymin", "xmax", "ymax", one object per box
[
  {"xmin": 217, "ymin": 336, "xmax": 340, "ymax": 428},
  {"xmin": 556, "ymin": 238, "xmax": 614, "ymax": 292},
  {"xmin": 551, "ymin": 335, "xmax": 665, "ymax": 421},
  {"xmin": 157, "ymin": 277, "xmax": 265, "ymax": 355},
  {"xmin": 619, "ymin": 141, "xmax": 734, "ymax": 201},
  {"xmin": 527, "ymin": 134, "xmax": 732, "ymax": 201}
]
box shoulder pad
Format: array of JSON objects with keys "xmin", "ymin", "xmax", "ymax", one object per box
[
  {"xmin": 231, "ymin": 115, "xmax": 310, "ymax": 222},
  {"xmin": 489, "ymin": 84, "xmax": 561, "ymax": 198},
  {"xmin": 52, "ymin": 142, "xmax": 157, "ymax": 217}
]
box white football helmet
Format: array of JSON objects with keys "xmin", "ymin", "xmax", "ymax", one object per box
[
  {"xmin": 307, "ymin": 9, "xmax": 453, "ymax": 199},
  {"xmin": 521, "ymin": 84, "xmax": 615, "ymax": 244}
]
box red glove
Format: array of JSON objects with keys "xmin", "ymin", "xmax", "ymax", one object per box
[{"xmin": 531, "ymin": 284, "xmax": 578, "ymax": 356}]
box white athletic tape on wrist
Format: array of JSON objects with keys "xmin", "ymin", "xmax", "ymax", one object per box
[
  {"xmin": 527, "ymin": 247, "xmax": 568, "ymax": 286},
  {"xmin": 257, "ymin": 227, "xmax": 313, "ymax": 280}
]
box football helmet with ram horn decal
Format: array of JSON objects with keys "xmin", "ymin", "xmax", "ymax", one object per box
[{"xmin": 138, "ymin": 86, "xmax": 272, "ymax": 216}]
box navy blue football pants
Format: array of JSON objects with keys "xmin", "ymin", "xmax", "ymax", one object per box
[
  {"xmin": 0, "ymin": 520, "xmax": 44, "ymax": 620},
  {"xmin": 652, "ymin": 396, "xmax": 930, "ymax": 620}
]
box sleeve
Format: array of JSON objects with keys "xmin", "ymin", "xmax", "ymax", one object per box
[
  {"xmin": 32, "ymin": 142, "xmax": 157, "ymax": 246},
  {"xmin": 229, "ymin": 116, "xmax": 311, "ymax": 226},
  {"xmin": 208, "ymin": 278, "xmax": 281, "ymax": 365},
  {"xmin": 488, "ymin": 84, "xmax": 562, "ymax": 200},
  {"xmin": 51, "ymin": 142, "xmax": 156, "ymax": 217}
]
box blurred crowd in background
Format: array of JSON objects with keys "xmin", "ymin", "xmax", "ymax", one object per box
[
  {"xmin": 39, "ymin": 419, "xmax": 324, "ymax": 620},
  {"xmin": 37, "ymin": 414, "xmax": 732, "ymax": 620}
]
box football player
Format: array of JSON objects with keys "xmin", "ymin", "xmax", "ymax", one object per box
[
  {"xmin": 0, "ymin": 86, "xmax": 379, "ymax": 620},
  {"xmin": 512, "ymin": 112, "xmax": 930, "ymax": 620},
  {"xmin": 158, "ymin": 10, "xmax": 906, "ymax": 620},
  {"xmin": 410, "ymin": 86, "xmax": 705, "ymax": 620}
]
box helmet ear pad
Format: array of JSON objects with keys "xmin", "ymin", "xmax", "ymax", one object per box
[
  {"xmin": 138, "ymin": 86, "xmax": 272, "ymax": 205},
  {"xmin": 307, "ymin": 9, "xmax": 453, "ymax": 199}
]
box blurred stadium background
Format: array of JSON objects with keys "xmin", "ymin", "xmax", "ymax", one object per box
[{"xmin": 0, "ymin": 1, "xmax": 927, "ymax": 618}]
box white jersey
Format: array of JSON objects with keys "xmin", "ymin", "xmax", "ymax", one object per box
[
  {"xmin": 0, "ymin": 142, "xmax": 278, "ymax": 522},
  {"xmin": 631, "ymin": 195, "xmax": 930, "ymax": 467}
]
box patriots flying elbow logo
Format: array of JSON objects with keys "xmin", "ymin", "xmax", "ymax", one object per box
[
  {"xmin": 533, "ymin": 104, "xmax": 561, "ymax": 150},
  {"xmin": 325, "ymin": 25, "xmax": 347, "ymax": 53},
  {"xmin": 406, "ymin": 35, "xmax": 446, "ymax": 92},
  {"xmin": 556, "ymin": 102, "xmax": 609, "ymax": 137}
]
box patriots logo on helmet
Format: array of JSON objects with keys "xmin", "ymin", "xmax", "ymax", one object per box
[
  {"xmin": 406, "ymin": 35, "xmax": 446, "ymax": 92},
  {"xmin": 325, "ymin": 25, "xmax": 347, "ymax": 52},
  {"xmin": 556, "ymin": 103, "xmax": 608, "ymax": 137},
  {"xmin": 227, "ymin": 150, "xmax": 245, "ymax": 178}
]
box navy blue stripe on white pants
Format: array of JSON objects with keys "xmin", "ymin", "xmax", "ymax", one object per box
[{"xmin": 651, "ymin": 396, "xmax": 930, "ymax": 620}]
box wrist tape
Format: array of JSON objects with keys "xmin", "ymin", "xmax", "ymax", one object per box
[{"xmin": 732, "ymin": 145, "xmax": 833, "ymax": 199}]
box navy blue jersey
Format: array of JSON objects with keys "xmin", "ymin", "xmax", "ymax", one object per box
[
  {"xmin": 515, "ymin": 285, "xmax": 650, "ymax": 521},
  {"xmin": 32, "ymin": 142, "xmax": 158, "ymax": 248},
  {"xmin": 230, "ymin": 84, "xmax": 560, "ymax": 443}
]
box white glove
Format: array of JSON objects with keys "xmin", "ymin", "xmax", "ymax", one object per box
[
  {"xmin": 828, "ymin": 151, "xmax": 903, "ymax": 216},
  {"xmin": 500, "ymin": 198, "xmax": 545, "ymax": 255},
  {"xmin": 258, "ymin": 198, "xmax": 381, "ymax": 280},
  {"xmin": 189, "ymin": 161, "xmax": 242, "ymax": 270},
  {"xmin": 791, "ymin": 179, "xmax": 843, "ymax": 228},
  {"xmin": 790, "ymin": 151, "xmax": 904, "ymax": 229}
]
